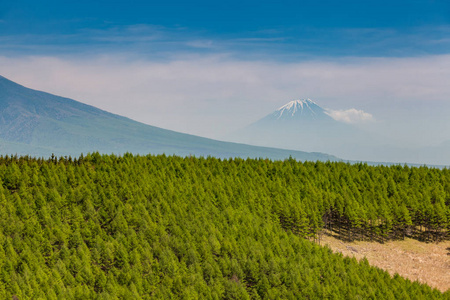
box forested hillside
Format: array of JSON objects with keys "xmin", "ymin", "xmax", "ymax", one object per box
[{"xmin": 0, "ymin": 154, "xmax": 449, "ymax": 299}]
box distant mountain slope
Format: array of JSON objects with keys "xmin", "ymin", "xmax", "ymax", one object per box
[
  {"xmin": 230, "ymin": 99, "xmax": 450, "ymax": 166},
  {"xmin": 230, "ymin": 99, "xmax": 382, "ymax": 160},
  {"xmin": 0, "ymin": 76, "xmax": 338, "ymax": 161}
]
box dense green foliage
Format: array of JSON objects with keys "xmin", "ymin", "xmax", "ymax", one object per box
[{"xmin": 0, "ymin": 153, "xmax": 448, "ymax": 299}]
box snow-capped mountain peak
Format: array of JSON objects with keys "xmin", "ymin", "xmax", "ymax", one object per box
[{"xmin": 271, "ymin": 98, "xmax": 327, "ymax": 120}]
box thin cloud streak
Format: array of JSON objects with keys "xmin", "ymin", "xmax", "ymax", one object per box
[
  {"xmin": 2, "ymin": 24, "xmax": 450, "ymax": 58},
  {"xmin": 326, "ymin": 109, "xmax": 374, "ymax": 124}
]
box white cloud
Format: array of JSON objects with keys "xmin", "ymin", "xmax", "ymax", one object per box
[{"xmin": 325, "ymin": 108, "xmax": 374, "ymax": 124}]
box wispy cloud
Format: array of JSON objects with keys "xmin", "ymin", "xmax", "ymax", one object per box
[
  {"xmin": 185, "ymin": 40, "xmax": 216, "ymax": 49},
  {"xmin": 326, "ymin": 108, "xmax": 374, "ymax": 124},
  {"xmin": 84, "ymin": 25, "xmax": 165, "ymax": 43},
  {"xmin": 232, "ymin": 37, "xmax": 287, "ymax": 42},
  {"xmin": 0, "ymin": 25, "xmax": 190, "ymax": 55},
  {"xmin": 2, "ymin": 24, "xmax": 450, "ymax": 59}
]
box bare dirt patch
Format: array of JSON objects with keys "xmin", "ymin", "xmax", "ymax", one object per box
[{"xmin": 318, "ymin": 233, "xmax": 450, "ymax": 292}]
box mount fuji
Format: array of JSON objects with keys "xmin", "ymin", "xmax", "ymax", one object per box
[
  {"xmin": 258, "ymin": 99, "xmax": 334, "ymax": 123},
  {"xmin": 229, "ymin": 99, "xmax": 380, "ymax": 160}
]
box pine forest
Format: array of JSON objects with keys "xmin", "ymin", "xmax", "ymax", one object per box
[{"xmin": 0, "ymin": 153, "xmax": 449, "ymax": 299}]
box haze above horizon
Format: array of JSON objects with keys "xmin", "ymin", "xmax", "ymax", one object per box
[{"xmin": 1, "ymin": 0, "xmax": 450, "ymax": 164}]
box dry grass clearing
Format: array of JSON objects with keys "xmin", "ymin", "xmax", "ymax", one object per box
[{"xmin": 318, "ymin": 232, "xmax": 450, "ymax": 292}]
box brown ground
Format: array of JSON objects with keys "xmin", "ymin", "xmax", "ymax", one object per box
[{"xmin": 317, "ymin": 232, "xmax": 450, "ymax": 292}]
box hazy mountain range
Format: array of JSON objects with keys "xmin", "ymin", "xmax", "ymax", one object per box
[
  {"xmin": 0, "ymin": 75, "xmax": 337, "ymax": 161},
  {"xmin": 1, "ymin": 75, "xmax": 448, "ymax": 166},
  {"xmin": 228, "ymin": 99, "xmax": 450, "ymax": 166}
]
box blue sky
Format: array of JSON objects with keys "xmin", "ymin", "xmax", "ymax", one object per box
[
  {"xmin": 1, "ymin": 0, "xmax": 450, "ymax": 163},
  {"xmin": 5, "ymin": 0, "xmax": 447, "ymax": 32},
  {"xmin": 1, "ymin": 0, "xmax": 450, "ymax": 58}
]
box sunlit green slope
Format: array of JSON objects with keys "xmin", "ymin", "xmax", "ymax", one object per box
[{"xmin": 0, "ymin": 154, "xmax": 447, "ymax": 299}]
